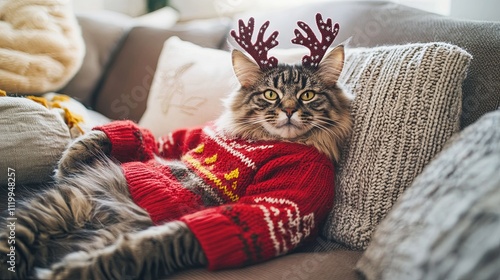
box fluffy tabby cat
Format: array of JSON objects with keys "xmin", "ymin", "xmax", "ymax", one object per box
[{"xmin": 0, "ymin": 46, "xmax": 352, "ymax": 279}]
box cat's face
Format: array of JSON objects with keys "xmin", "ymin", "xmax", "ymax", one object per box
[
  {"xmin": 242, "ymin": 65, "xmax": 337, "ymax": 139},
  {"xmin": 217, "ymin": 46, "xmax": 352, "ymax": 161}
]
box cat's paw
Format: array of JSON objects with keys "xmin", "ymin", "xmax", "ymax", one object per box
[
  {"xmin": 37, "ymin": 251, "xmax": 92, "ymax": 280},
  {"xmin": 45, "ymin": 244, "xmax": 134, "ymax": 280},
  {"xmin": 56, "ymin": 130, "xmax": 111, "ymax": 178},
  {"xmin": 41, "ymin": 250, "xmax": 112, "ymax": 280}
]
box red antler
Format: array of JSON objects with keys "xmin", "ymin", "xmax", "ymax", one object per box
[
  {"xmin": 291, "ymin": 13, "xmax": 340, "ymax": 68},
  {"xmin": 230, "ymin": 17, "xmax": 279, "ymax": 69}
]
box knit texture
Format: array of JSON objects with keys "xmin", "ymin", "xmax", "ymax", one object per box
[
  {"xmin": 357, "ymin": 109, "xmax": 500, "ymax": 280},
  {"xmin": 322, "ymin": 43, "xmax": 472, "ymax": 249},
  {"xmin": 94, "ymin": 120, "xmax": 335, "ymax": 270},
  {"xmin": 0, "ymin": 0, "xmax": 85, "ymax": 93},
  {"xmin": 0, "ymin": 96, "xmax": 71, "ymax": 186}
]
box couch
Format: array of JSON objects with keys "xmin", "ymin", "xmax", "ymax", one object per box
[{"xmin": 2, "ymin": 1, "xmax": 499, "ymax": 279}]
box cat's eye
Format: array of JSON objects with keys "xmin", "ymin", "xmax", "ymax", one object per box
[
  {"xmin": 263, "ymin": 90, "xmax": 279, "ymax": 101},
  {"xmin": 300, "ymin": 91, "xmax": 316, "ymax": 101}
]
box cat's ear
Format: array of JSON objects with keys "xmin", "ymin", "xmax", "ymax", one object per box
[
  {"xmin": 317, "ymin": 45, "xmax": 344, "ymax": 87},
  {"xmin": 232, "ymin": 49, "xmax": 262, "ymax": 88}
]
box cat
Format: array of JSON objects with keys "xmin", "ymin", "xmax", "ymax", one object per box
[{"xmin": 0, "ymin": 46, "xmax": 352, "ymax": 280}]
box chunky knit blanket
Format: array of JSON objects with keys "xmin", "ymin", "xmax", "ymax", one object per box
[{"xmin": 0, "ymin": 0, "xmax": 84, "ymax": 93}]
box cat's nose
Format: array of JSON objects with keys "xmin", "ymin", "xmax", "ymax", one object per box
[{"xmin": 282, "ymin": 108, "xmax": 297, "ymax": 118}]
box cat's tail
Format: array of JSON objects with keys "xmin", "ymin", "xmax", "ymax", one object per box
[{"xmin": 0, "ymin": 154, "xmax": 151, "ymax": 279}]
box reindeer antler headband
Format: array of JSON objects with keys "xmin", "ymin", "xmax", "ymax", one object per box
[{"xmin": 230, "ymin": 13, "xmax": 340, "ymax": 70}]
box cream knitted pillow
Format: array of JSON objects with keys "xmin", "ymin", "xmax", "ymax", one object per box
[
  {"xmin": 0, "ymin": 0, "xmax": 85, "ymax": 93},
  {"xmin": 322, "ymin": 43, "xmax": 472, "ymax": 249}
]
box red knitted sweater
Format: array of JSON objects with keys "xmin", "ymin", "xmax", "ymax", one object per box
[{"xmin": 93, "ymin": 120, "xmax": 335, "ymax": 270}]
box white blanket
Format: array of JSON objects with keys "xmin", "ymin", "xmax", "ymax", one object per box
[{"xmin": 0, "ymin": 0, "xmax": 85, "ymax": 93}]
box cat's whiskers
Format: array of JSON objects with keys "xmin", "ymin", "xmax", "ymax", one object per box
[
  {"xmin": 310, "ymin": 122, "xmax": 341, "ymax": 141},
  {"xmin": 236, "ymin": 117, "xmax": 268, "ymax": 129},
  {"xmin": 316, "ymin": 116, "xmax": 351, "ymax": 134}
]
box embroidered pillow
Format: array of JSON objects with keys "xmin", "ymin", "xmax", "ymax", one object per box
[
  {"xmin": 139, "ymin": 37, "xmax": 237, "ymax": 137},
  {"xmin": 356, "ymin": 109, "xmax": 500, "ymax": 279},
  {"xmin": 322, "ymin": 43, "xmax": 472, "ymax": 249}
]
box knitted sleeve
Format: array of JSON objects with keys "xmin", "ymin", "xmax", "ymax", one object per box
[
  {"xmin": 94, "ymin": 120, "xmax": 203, "ymax": 162},
  {"xmin": 180, "ymin": 155, "xmax": 335, "ymax": 270},
  {"xmin": 93, "ymin": 120, "xmax": 158, "ymax": 163},
  {"xmin": 157, "ymin": 128, "xmax": 203, "ymax": 160}
]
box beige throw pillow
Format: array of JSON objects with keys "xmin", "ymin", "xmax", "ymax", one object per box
[
  {"xmin": 0, "ymin": 97, "xmax": 71, "ymax": 186},
  {"xmin": 138, "ymin": 37, "xmax": 237, "ymax": 137}
]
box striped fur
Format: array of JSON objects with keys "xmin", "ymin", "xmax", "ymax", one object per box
[
  {"xmin": 216, "ymin": 47, "xmax": 352, "ymax": 162},
  {"xmin": 0, "ymin": 148, "xmax": 153, "ymax": 279},
  {"xmin": 0, "ymin": 134, "xmax": 205, "ymax": 279},
  {"xmin": 37, "ymin": 221, "xmax": 206, "ymax": 279}
]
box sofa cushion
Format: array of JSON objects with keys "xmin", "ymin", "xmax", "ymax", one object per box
[
  {"xmin": 61, "ymin": 11, "xmax": 133, "ymax": 106},
  {"xmin": 0, "ymin": 92, "xmax": 111, "ymax": 187},
  {"xmin": 139, "ymin": 38, "xmax": 472, "ymax": 250},
  {"xmin": 94, "ymin": 18, "xmax": 231, "ymax": 122},
  {"xmin": 0, "ymin": 96, "xmax": 71, "ymax": 186},
  {"xmin": 356, "ymin": 109, "xmax": 500, "ymax": 279},
  {"xmin": 322, "ymin": 43, "xmax": 471, "ymax": 249},
  {"xmin": 170, "ymin": 249, "xmax": 362, "ymax": 280},
  {"xmin": 138, "ymin": 37, "xmax": 235, "ymax": 137}
]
